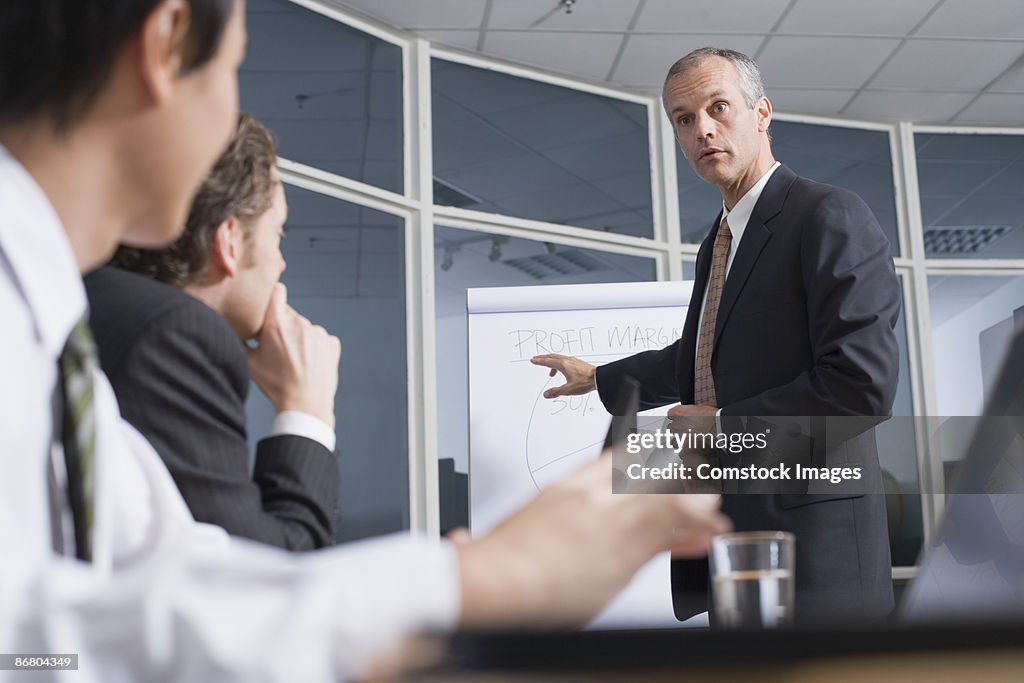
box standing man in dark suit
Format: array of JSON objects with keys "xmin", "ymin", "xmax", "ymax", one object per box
[
  {"xmin": 85, "ymin": 114, "xmax": 342, "ymax": 550},
  {"xmin": 533, "ymin": 47, "xmax": 900, "ymax": 623}
]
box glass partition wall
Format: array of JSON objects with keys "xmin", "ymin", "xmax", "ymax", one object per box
[{"xmin": 238, "ymin": 1, "xmax": 1024, "ymax": 572}]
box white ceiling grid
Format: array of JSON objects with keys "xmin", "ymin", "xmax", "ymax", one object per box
[
  {"xmin": 255, "ymin": 0, "xmax": 1024, "ymax": 303},
  {"xmin": 333, "ymin": 0, "xmax": 1024, "ymax": 125}
]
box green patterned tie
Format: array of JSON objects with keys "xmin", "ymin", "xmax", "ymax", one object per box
[{"xmin": 59, "ymin": 319, "xmax": 97, "ymax": 562}]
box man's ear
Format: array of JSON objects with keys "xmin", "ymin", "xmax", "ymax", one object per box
[
  {"xmin": 212, "ymin": 216, "xmax": 244, "ymax": 278},
  {"xmin": 756, "ymin": 95, "xmax": 773, "ymax": 133},
  {"xmin": 137, "ymin": 0, "xmax": 192, "ymax": 106}
]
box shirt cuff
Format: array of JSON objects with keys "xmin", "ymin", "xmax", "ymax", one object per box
[{"xmin": 271, "ymin": 411, "xmax": 336, "ymax": 452}]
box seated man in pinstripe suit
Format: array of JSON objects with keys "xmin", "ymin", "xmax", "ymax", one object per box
[{"xmin": 84, "ymin": 113, "xmax": 342, "ymax": 550}]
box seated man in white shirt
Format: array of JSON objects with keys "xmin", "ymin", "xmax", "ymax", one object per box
[
  {"xmin": 0, "ymin": 1, "xmax": 730, "ymax": 681},
  {"xmin": 86, "ymin": 114, "xmax": 342, "ymax": 551}
]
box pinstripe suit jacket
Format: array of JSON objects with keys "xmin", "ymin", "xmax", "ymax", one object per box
[{"xmin": 84, "ymin": 266, "xmax": 339, "ymax": 550}]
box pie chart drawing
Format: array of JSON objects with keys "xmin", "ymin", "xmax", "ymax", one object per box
[{"xmin": 525, "ymin": 376, "xmax": 612, "ymax": 490}]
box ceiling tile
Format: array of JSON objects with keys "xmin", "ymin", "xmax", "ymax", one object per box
[
  {"xmin": 432, "ymin": 89, "xmax": 477, "ymax": 123},
  {"xmin": 971, "ymin": 160, "xmax": 1024, "ymax": 197},
  {"xmin": 436, "ymin": 154, "xmax": 579, "ymax": 203},
  {"xmin": 918, "ymin": 194, "xmax": 961, "ymax": 227},
  {"xmin": 871, "ymin": 40, "xmax": 1024, "ymax": 90},
  {"xmin": 358, "ymin": 253, "xmax": 403, "ymax": 278},
  {"xmin": 240, "ymin": 71, "xmax": 369, "ymax": 119},
  {"xmin": 609, "ymin": 98, "xmax": 649, "ymax": 127},
  {"xmin": 845, "ymin": 90, "xmax": 976, "ymax": 123},
  {"xmin": 991, "ymin": 60, "xmax": 1024, "ymax": 92},
  {"xmin": 486, "ymin": 96, "xmax": 642, "ymax": 151},
  {"xmin": 915, "ymin": 132, "xmax": 1022, "ymax": 161},
  {"xmin": 267, "ymin": 119, "xmax": 369, "ymax": 159},
  {"xmin": 940, "ymin": 197, "xmax": 1024, "ymax": 226},
  {"xmin": 483, "ymin": 31, "xmax": 623, "ymax": 81},
  {"xmin": 489, "ymin": 0, "xmax": 641, "ymax": 30},
  {"xmin": 245, "ymin": 9, "xmax": 377, "ymax": 72},
  {"xmin": 635, "ymin": 0, "xmax": 790, "ymax": 33},
  {"xmin": 592, "ymin": 172, "xmax": 656, "ymax": 212},
  {"xmin": 955, "ymin": 93, "xmax": 1024, "ymax": 125},
  {"xmin": 916, "ymin": 159, "xmax": 1006, "ymax": 195},
  {"xmin": 358, "ymin": 276, "xmax": 403, "ymax": 298},
  {"xmin": 612, "ymin": 34, "xmax": 764, "ymax": 85},
  {"xmin": 769, "ymin": 89, "xmax": 859, "ymax": 116},
  {"xmin": 777, "ymin": 0, "xmax": 937, "ymax": 35},
  {"xmin": 974, "ymin": 229, "xmax": 1024, "ymax": 258},
  {"xmin": 545, "ymin": 131, "xmax": 651, "ymax": 180},
  {"xmin": 493, "ymin": 94, "xmax": 643, "ymax": 149},
  {"xmin": 336, "ymin": 0, "xmax": 488, "ymax": 29},
  {"xmin": 493, "ymin": 182, "xmax": 621, "ymax": 225},
  {"xmin": 917, "ymin": 0, "xmax": 1024, "ymax": 39},
  {"xmin": 432, "ymin": 60, "xmax": 572, "ymax": 116},
  {"xmin": 432, "ymin": 117, "xmax": 527, "ymax": 172},
  {"xmin": 417, "ymin": 29, "xmax": 481, "ymax": 52},
  {"xmin": 758, "ymin": 37, "xmax": 901, "ymax": 88}
]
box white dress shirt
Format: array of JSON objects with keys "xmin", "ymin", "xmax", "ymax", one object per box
[
  {"xmin": 694, "ymin": 162, "xmax": 780, "ymax": 416},
  {"xmin": 272, "ymin": 410, "xmax": 336, "ymax": 451},
  {"xmin": 0, "ymin": 145, "xmax": 458, "ymax": 682},
  {"xmin": 694, "ymin": 161, "xmax": 781, "ymax": 361}
]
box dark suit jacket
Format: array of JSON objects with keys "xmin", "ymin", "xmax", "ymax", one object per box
[
  {"xmin": 597, "ymin": 164, "xmax": 900, "ymax": 623},
  {"xmin": 84, "ymin": 266, "xmax": 340, "ymax": 550}
]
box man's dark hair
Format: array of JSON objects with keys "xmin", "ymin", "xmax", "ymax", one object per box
[
  {"xmin": 112, "ymin": 113, "xmax": 278, "ymax": 286},
  {"xmin": 0, "ymin": 0, "xmax": 234, "ymax": 129}
]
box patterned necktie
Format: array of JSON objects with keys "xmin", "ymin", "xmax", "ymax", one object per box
[
  {"xmin": 58, "ymin": 320, "xmax": 97, "ymax": 562},
  {"xmin": 693, "ymin": 217, "xmax": 732, "ymax": 406}
]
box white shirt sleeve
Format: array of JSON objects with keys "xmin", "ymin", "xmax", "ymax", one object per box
[
  {"xmin": 10, "ymin": 531, "xmax": 460, "ymax": 682},
  {"xmin": 270, "ymin": 410, "xmax": 336, "ymax": 452},
  {"xmin": 0, "ymin": 166, "xmax": 459, "ymax": 682},
  {"xmin": 2, "ymin": 382, "xmax": 460, "ymax": 683}
]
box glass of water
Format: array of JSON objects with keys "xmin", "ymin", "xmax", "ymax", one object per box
[{"xmin": 710, "ymin": 531, "xmax": 795, "ymax": 629}]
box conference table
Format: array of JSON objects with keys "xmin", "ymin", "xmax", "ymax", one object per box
[{"xmin": 395, "ymin": 621, "xmax": 1024, "ymax": 682}]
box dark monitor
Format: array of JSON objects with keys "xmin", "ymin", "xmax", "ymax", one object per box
[
  {"xmin": 603, "ymin": 375, "xmax": 640, "ymax": 450},
  {"xmin": 902, "ymin": 328, "xmax": 1024, "ymax": 620}
]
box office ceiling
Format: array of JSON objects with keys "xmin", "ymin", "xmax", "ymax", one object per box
[
  {"xmin": 333, "ymin": 0, "xmax": 1024, "ymax": 126},
  {"xmin": 245, "ymin": 0, "xmax": 1024, "ymax": 313}
]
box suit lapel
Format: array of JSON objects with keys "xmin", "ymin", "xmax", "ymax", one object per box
[
  {"xmin": 689, "ymin": 212, "xmax": 721, "ymax": 316},
  {"xmin": 712, "ymin": 165, "xmax": 796, "ymax": 349},
  {"xmin": 712, "ymin": 217, "xmax": 770, "ymax": 345}
]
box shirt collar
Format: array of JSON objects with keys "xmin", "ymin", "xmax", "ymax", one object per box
[
  {"xmin": 721, "ymin": 161, "xmax": 781, "ymax": 238},
  {"xmin": 0, "ymin": 144, "xmax": 87, "ymax": 357}
]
